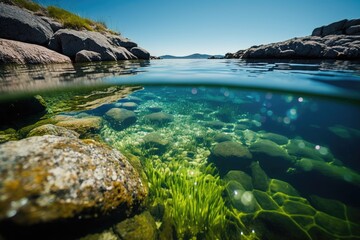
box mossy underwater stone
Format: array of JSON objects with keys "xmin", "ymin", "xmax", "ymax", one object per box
[
  {"xmin": 223, "ymin": 170, "xmax": 253, "ymax": 191},
  {"xmin": 104, "ymin": 108, "xmax": 136, "ymax": 130},
  {"xmin": 209, "ymin": 141, "xmax": 252, "ymax": 174},
  {"xmin": 0, "ymin": 135, "xmax": 147, "ymax": 225},
  {"xmin": 252, "ymin": 190, "xmax": 279, "ymax": 210},
  {"xmin": 250, "ymin": 161, "xmax": 269, "ymax": 191},
  {"xmin": 260, "ymin": 132, "xmax": 289, "ymax": 145},
  {"xmin": 226, "ymin": 181, "xmax": 257, "ymax": 212},
  {"xmin": 213, "ymin": 133, "xmax": 233, "ymax": 143},
  {"xmin": 114, "ymin": 211, "xmax": 157, "ymax": 240},
  {"xmin": 204, "ymin": 121, "xmax": 225, "ymax": 129},
  {"xmin": 143, "ymin": 112, "xmax": 174, "ymax": 126},
  {"xmin": 55, "ymin": 116, "xmax": 102, "ymax": 137},
  {"xmin": 143, "ymin": 132, "xmax": 169, "ymax": 155},
  {"xmin": 269, "ymin": 179, "xmax": 300, "ymax": 197}
]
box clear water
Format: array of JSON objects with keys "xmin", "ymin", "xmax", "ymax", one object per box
[{"xmin": 1, "ymin": 59, "xmax": 360, "ymax": 240}]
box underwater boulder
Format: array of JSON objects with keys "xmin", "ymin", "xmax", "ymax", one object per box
[
  {"xmin": 223, "ymin": 170, "xmax": 253, "ymax": 191},
  {"xmin": 114, "ymin": 211, "xmax": 157, "ymax": 240},
  {"xmin": 27, "ymin": 124, "xmax": 80, "ymax": 138},
  {"xmin": 259, "ymin": 132, "xmax": 289, "ymax": 145},
  {"xmin": 269, "ymin": 179, "xmax": 300, "ymax": 197},
  {"xmin": 213, "ymin": 133, "xmax": 233, "ymax": 143},
  {"xmin": 250, "ymin": 161, "xmax": 269, "ymax": 191},
  {"xmin": 55, "ymin": 116, "xmax": 102, "ymax": 138},
  {"xmin": 121, "ymin": 102, "xmax": 138, "ymax": 110},
  {"xmin": 209, "ymin": 141, "xmax": 252, "ymax": 175},
  {"xmin": 0, "ymin": 95, "xmax": 47, "ymax": 126},
  {"xmin": 143, "ymin": 112, "xmax": 174, "ymax": 126},
  {"xmin": 286, "ymin": 139, "xmax": 334, "ymax": 163},
  {"xmin": 0, "ymin": 135, "xmax": 148, "ymax": 225},
  {"xmin": 225, "ymin": 180, "xmax": 257, "ymax": 213},
  {"xmin": 104, "ymin": 108, "xmax": 137, "ymax": 130},
  {"xmin": 142, "ymin": 132, "xmax": 169, "ymax": 155},
  {"xmin": 204, "ymin": 121, "xmax": 225, "ymax": 129},
  {"xmin": 249, "ymin": 139, "xmax": 294, "ymax": 175}
]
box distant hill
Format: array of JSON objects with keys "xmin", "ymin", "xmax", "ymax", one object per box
[{"xmin": 160, "ymin": 53, "xmax": 224, "ymax": 59}]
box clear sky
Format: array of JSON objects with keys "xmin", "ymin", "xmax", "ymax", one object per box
[{"xmin": 38, "ymin": 0, "xmax": 360, "ymax": 56}]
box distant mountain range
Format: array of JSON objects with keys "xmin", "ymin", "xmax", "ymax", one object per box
[{"xmin": 160, "ymin": 53, "xmax": 224, "ymax": 59}]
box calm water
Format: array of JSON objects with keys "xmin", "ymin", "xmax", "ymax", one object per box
[{"xmin": 1, "ymin": 59, "xmax": 360, "ymax": 239}]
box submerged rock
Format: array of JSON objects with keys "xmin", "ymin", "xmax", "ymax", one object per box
[
  {"xmin": 209, "ymin": 141, "xmax": 252, "ymax": 174},
  {"xmin": 0, "ymin": 3, "xmax": 53, "ymax": 45},
  {"xmin": 114, "ymin": 211, "xmax": 157, "ymax": 240},
  {"xmin": 0, "ymin": 38, "xmax": 71, "ymax": 64},
  {"xmin": 27, "ymin": 124, "xmax": 79, "ymax": 138},
  {"xmin": 0, "ymin": 135, "xmax": 147, "ymax": 224},
  {"xmin": 204, "ymin": 121, "xmax": 225, "ymax": 129},
  {"xmin": 142, "ymin": 133, "xmax": 169, "ymax": 155},
  {"xmin": 259, "ymin": 132, "xmax": 289, "ymax": 145},
  {"xmin": 223, "ymin": 170, "xmax": 253, "ymax": 191},
  {"xmin": 104, "ymin": 108, "xmax": 137, "ymax": 130},
  {"xmin": 55, "ymin": 116, "xmax": 102, "ymax": 137},
  {"xmin": 0, "ymin": 95, "xmax": 47, "ymax": 126},
  {"xmin": 213, "ymin": 133, "xmax": 233, "ymax": 143},
  {"xmin": 121, "ymin": 102, "xmax": 138, "ymax": 110},
  {"xmin": 143, "ymin": 112, "xmax": 174, "ymax": 126}
]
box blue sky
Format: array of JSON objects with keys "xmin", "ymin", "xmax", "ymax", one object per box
[{"xmin": 38, "ymin": 0, "xmax": 360, "ymax": 56}]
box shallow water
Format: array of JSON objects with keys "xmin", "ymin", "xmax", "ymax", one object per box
[{"xmin": 1, "ymin": 59, "xmax": 360, "ymax": 239}]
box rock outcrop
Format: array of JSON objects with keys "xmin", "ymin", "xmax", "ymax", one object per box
[
  {"xmin": 0, "ymin": 2, "xmax": 151, "ymax": 64},
  {"xmin": 0, "ymin": 38, "xmax": 71, "ymax": 64},
  {"xmin": 48, "ymin": 29, "xmax": 138, "ymax": 61},
  {"xmin": 226, "ymin": 19, "xmax": 360, "ymax": 59},
  {"xmin": 0, "ymin": 2, "xmax": 53, "ymax": 45},
  {"xmin": 0, "ymin": 135, "xmax": 148, "ymax": 224}
]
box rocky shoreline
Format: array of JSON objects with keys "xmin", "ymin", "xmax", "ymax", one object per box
[
  {"xmin": 226, "ymin": 19, "xmax": 360, "ymax": 59},
  {"xmin": 0, "ymin": 2, "xmax": 150, "ymax": 64}
]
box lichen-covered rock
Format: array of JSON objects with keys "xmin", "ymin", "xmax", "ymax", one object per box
[
  {"xmin": 114, "ymin": 211, "xmax": 157, "ymax": 240},
  {"xmin": 143, "ymin": 112, "xmax": 174, "ymax": 126},
  {"xmin": 0, "ymin": 38, "xmax": 71, "ymax": 64},
  {"xmin": 104, "ymin": 108, "xmax": 136, "ymax": 130},
  {"xmin": 0, "ymin": 135, "xmax": 148, "ymax": 224},
  {"xmin": 27, "ymin": 124, "xmax": 79, "ymax": 138},
  {"xmin": 0, "ymin": 3, "xmax": 53, "ymax": 45}
]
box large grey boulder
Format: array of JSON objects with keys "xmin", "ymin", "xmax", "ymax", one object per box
[
  {"xmin": 131, "ymin": 47, "xmax": 151, "ymax": 60},
  {"xmin": 49, "ymin": 29, "xmax": 137, "ymax": 61},
  {"xmin": 0, "ymin": 38, "xmax": 71, "ymax": 64},
  {"xmin": 0, "ymin": 135, "xmax": 148, "ymax": 224},
  {"xmin": 0, "ymin": 3, "xmax": 53, "ymax": 45}
]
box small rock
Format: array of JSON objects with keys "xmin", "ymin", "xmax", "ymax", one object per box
[
  {"xmin": 143, "ymin": 133, "xmax": 169, "ymax": 154},
  {"xmin": 130, "ymin": 47, "xmax": 150, "ymax": 60},
  {"xmin": 55, "ymin": 116, "xmax": 102, "ymax": 137},
  {"xmin": 121, "ymin": 102, "xmax": 138, "ymax": 110},
  {"xmin": 75, "ymin": 50, "xmax": 102, "ymax": 62},
  {"xmin": 114, "ymin": 211, "xmax": 157, "ymax": 240},
  {"xmin": 213, "ymin": 133, "xmax": 232, "ymax": 143},
  {"xmin": 143, "ymin": 112, "xmax": 174, "ymax": 126},
  {"xmin": 104, "ymin": 108, "xmax": 136, "ymax": 130}
]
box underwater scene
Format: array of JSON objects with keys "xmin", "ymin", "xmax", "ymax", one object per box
[{"xmin": 0, "ymin": 60, "xmax": 360, "ymax": 240}]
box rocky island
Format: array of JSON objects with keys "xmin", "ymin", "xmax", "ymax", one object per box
[
  {"xmin": 0, "ymin": 0, "xmax": 150, "ymax": 64},
  {"xmin": 226, "ymin": 19, "xmax": 360, "ymax": 59}
]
